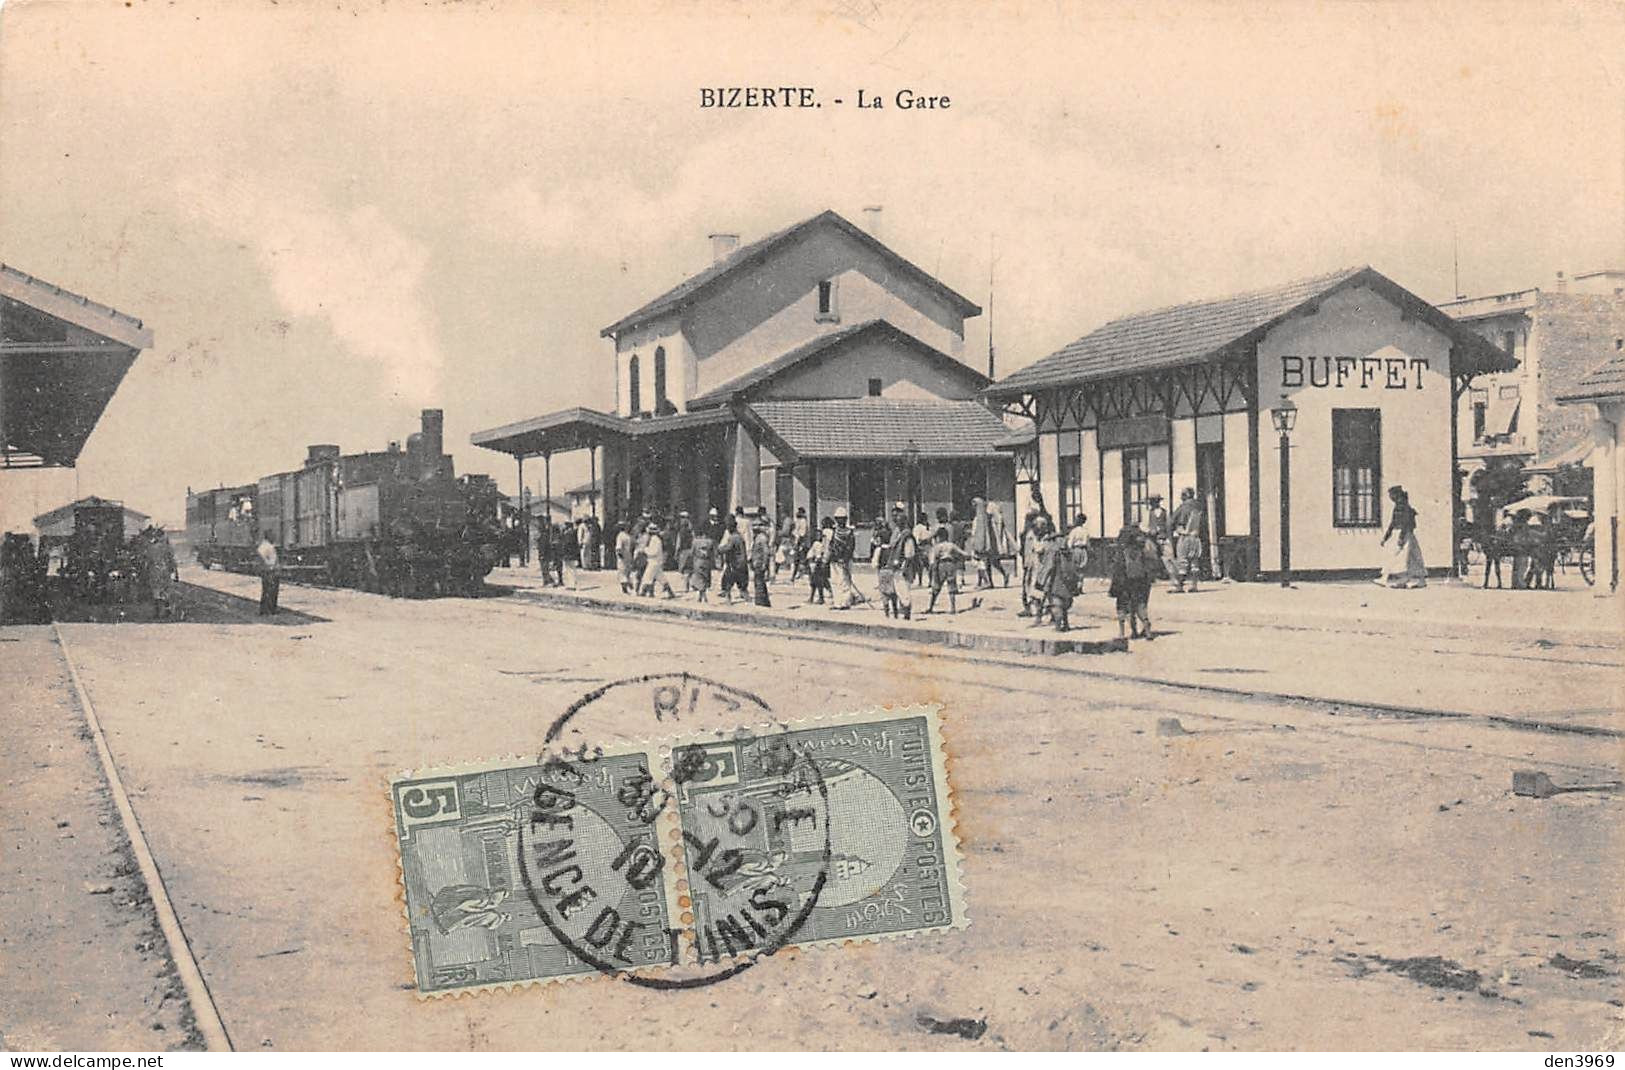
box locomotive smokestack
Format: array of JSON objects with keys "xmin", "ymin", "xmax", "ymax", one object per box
[{"xmin": 420, "ymin": 409, "xmax": 444, "ymax": 458}]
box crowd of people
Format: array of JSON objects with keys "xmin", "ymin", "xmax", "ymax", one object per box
[
  {"xmin": 0, "ymin": 524, "xmax": 180, "ymax": 623},
  {"xmin": 578, "ymin": 495, "xmax": 1032, "ymax": 618},
  {"xmin": 524, "ymin": 486, "xmax": 1232, "ymax": 644}
]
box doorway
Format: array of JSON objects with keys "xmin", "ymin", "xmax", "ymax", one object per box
[
  {"xmin": 775, "ymin": 469, "xmax": 794, "ymax": 525},
  {"xmin": 1196, "ymin": 440, "xmax": 1226, "ymax": 574}
]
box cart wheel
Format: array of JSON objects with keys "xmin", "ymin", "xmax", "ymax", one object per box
[{"xmin": 1579, "ymin": 546, "xmax": 1595, "ymax": 586}]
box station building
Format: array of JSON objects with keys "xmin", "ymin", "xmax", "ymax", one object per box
[
  {"xmin": 984, "ymin": 267, "xmax": 1513, "ymax": 579},
  {"xmin": 472, "ymin": 210, "xmax": 1014, "ymax": 551},
  {"xmin": 33, "ymin": 495, "xmax": 151, "ymax": 540}
]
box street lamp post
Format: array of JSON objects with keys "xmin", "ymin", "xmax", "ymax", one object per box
[
  {"xmin": 902, "ymin": 439, "xmax": 921, "ymax": 521},
  {"xmin": 1270, "ymin": 395, "xmax": 1298, "ymax": 587}
]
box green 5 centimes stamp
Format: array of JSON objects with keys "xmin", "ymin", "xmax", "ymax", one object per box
[
  {"xmin": 394, "ymin": 746, "xmax": 677, "ymax": 995},
  {"xmin": 392, "ymin": 700, "xmax": 965, "ymax": 994},
  {"xmin": 671, "ymin": 705, "xmax": 965, "ymax": 963}
]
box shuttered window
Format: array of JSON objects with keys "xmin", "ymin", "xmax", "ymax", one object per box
[{"xmin": 1332, "ymin": 409, "xmax": 1381, "ymax": 527}]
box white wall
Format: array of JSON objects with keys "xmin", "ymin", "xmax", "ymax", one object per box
[
  {"xmin": 759, "ymin": 332, "xmax": 981, "ymax": 401},
  {"xmin": 1223, "ymin": 409, "xmax": 1252, "ymax": 535},
  {"xmin": 615, "ymin": 320, "xmax": 693, "ymax": 416},
  {"xmin": 685, "ymin": 226, "xmax": 970, "ymax": 399},
  {"xmin": 1102, "ymin": 447, "xmax": 1124, "ymax": 535},
  {"xmin": 1586, "ymin": 401, "xmax": 1622, "ymax": 594},
  {"xmin": 1079, "ymin": 428, "xmax": 1099, "ymax": 535},
  {"xmin": 1171, "ymin": 419, "xmax": 1197, "ymax": 503},
  {"xmin": 1147, "ymin": 442, "xmax": 1171, "ymax": 512},
  {"xmin": 1038, "ymin": 432, "xmax": 1061, "ymax": 524},
  {"xmin": 1256, "ymin": 285, "xmax": 1456, "ymax": 572}
]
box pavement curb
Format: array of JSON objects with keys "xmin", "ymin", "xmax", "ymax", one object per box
[
  {"xmin": 510, "ymin": 587, "xmax": 1129, "ymax": 656},
  {"xmin": 52, "ymin": 622, "xmax": 235, "ymax": 1052},
  {"xmin": 506, "ymin": 588, "xmax": 1624, "ymax": 739}
]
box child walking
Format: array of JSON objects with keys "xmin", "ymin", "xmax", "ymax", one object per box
[
  {"xmin": 1107, "ymin": 524, "xmax": 1156, "ymax": 640},
  {"xmin": 689, "ymin": 527, "xmax": 715, "ymax": 603},
  {"xmin": 925, "ymin": 528, "xmax": 971, "ymax": 614},
  {"xmin": 806, "ymin": 518, "xmax": 833, "ymax": 604},
  {"xmin": 1044, "ymin": 530, "xmax": 1080, "ymax": 632}
]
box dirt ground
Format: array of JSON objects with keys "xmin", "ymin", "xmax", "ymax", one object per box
[
  {"xmin": 5, "ymin": 570, "xmax": 1622, "ymax": 1050},
  {"xmin": 0, "ymin": 627, "xmax": 201, "ymax": 1051}
]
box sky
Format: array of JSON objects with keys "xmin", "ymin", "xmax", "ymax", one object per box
[{"xmin": 1, "ymin": 0, "xmax": 1622, "ymax": 530}]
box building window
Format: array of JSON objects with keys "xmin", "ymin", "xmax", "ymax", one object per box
[
  {"xmin": 816, "ymin": 279, "xmax": 839, "ymax": 322},
  {"xmin": 1471, "ymin": 389, "xmax": 1488, "ymax": 443},
  {"xmin": 1059, "ymin": 455, "xmax": 1083, "ymax": 528},
  {"xmin": 628, "ymin": 354, "xmax": 641, "ymax": 415},
  {"xmin": 654, "ymin": 346, "xmax": 671, "ymax": 414},
  {"xmin": 1332, "ymin": 409, "xmax": 1382, "ymax": 528},
  {"xmin": 1058, "ymin": 433, "xmax": 1083, "ymax": 529},
  {"xmin": 867, "ymin": 377, "xmax": 883, "ymax": 397},
  {"xmin": 848, "ymin": 460, "xmax": 885, "ymax": 524},
  {"xmin": 1122, "ymin": 447, "xmax": 1149, "ymax": 528}
]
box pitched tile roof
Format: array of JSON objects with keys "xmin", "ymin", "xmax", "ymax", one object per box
[
  {"xmin": 688, "ymin": 319, "xmax": 988, "ymax": 409},
  {"xmin": 745, "ymin": 399, "xmax": 1012, "ymax": 459},
  {"xmin": 600, "ymin": 210, "xmax": 981, "ymax": 338},
  {"xmin": 986, "ymin": 265, "xmax": 1514, "ymax": 396},
  {"xmin": 1559, "ymin": 351, "xmax": 1625, "ymax": 402}
]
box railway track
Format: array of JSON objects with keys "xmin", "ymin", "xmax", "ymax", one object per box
[{"xmin": 47, "ymin": 568, "xmax": 1620, "ymax": 1046}]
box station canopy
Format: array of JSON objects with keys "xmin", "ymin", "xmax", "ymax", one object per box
[
  {"xmin": 1, "ymin": 264, "xmax": 153, "ymax": 468},
  {"xmin": 471, "ymin": 406, "xmax": 734, "ymax": 458}
]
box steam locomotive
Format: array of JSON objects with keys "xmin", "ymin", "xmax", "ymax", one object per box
[{"xmin": 185, "ymin": 409, "xmax": 507, "ymax": 597}]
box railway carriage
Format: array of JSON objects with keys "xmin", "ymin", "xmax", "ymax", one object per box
[{"xmin": 185, "ymin": 409, "xmax": 504, "ymax": 597}]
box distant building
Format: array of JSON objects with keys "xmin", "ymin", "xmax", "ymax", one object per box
[
  {"xmin": 506, "ymin": 494, "xmax": 570, "ymax": 525},
  {"xmin": 1442, "ymin": 269, "xmax": 1625, "ymax": 482},
  {"xmin": 33, "ymin": 495, "xmax": 150, "ymax": 539},
  {"xmin": 563, "ymin": 479, "xmax": 601, "ymax": 519},
  {"xmin": 985, "ymin": 267, "xmax": 1511, "ymax": 578},
  {"xmin": 473, "ymin": 209, "xmax": 1014, "ymax": 543}
]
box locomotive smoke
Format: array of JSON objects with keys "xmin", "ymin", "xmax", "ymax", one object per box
[{"xmin": 178, "ymin": 172, "xmax": 446, "ymax": 407}]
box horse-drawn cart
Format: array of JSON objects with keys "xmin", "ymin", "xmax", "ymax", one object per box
[{"xmin": 1487, "ymin": 495, "xmax": 1595, "ymax": 587}]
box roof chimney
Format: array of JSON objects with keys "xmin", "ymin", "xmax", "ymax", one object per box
[
  {"xmin": 1555, "ymin": 270, "xmax": 1568, "ymax": 293},
  {"xmin": 709, "ymin": 233, "xmax": 739, "ymax": 263},
  {"xmin": 862, "ymin": 205, "xmax": 883, "ymax": 238}
]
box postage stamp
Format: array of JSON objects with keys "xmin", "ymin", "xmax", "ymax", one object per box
[
  {"xmin": 391, "ymin": 703, "xmax": 964, "ymax": 996},
  {"xmin": 671, "ymin": 706, "xmax": 966, "ymax": 961},
  {"xmin": 393, "ymin": 743, "xmax": 677, "ymax": 995}
]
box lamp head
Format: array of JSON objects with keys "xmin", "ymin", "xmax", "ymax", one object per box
[{"xmin": 1271, "ymin": 394, "xmax": 1298, "ymax": 435}]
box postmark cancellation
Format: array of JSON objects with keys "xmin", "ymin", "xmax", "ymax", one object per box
[{"xmin": 391, "ymin": 704, "xmax": 964, "ymax": 995}]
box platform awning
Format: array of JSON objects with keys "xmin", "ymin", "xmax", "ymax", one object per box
[
  {"xmin": 470, "ymin": 406, "xmax": 734, "ymax": 458},
  {"xmin": 1, "ymin": 264, "xmax": 152, "ymax": 469}
]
